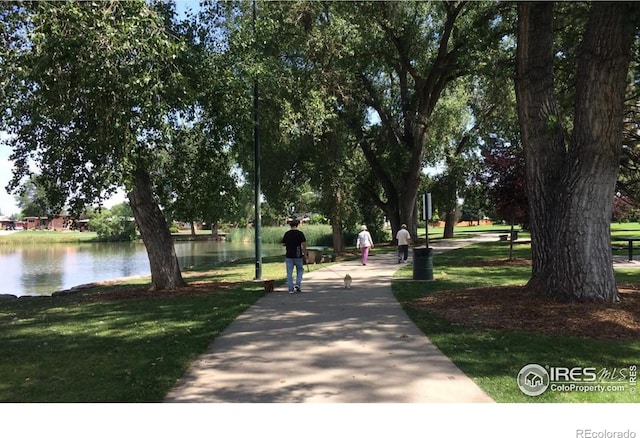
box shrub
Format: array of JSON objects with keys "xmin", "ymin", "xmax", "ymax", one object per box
[{"xmin": 89, "ymin": 207, "xmax": 138, "ymax": 242}]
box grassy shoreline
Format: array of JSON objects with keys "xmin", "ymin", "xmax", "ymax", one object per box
[{"xmin": 0, "ymin": 230, "xmax": 101, "ymax": 244}]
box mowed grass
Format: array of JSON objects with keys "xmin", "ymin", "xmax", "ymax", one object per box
[{"xmin": 392, "ymin": 240, "xmax": 640, "ymax": 403}]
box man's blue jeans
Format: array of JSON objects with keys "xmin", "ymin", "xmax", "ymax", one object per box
[{"xmin": 285, "ymin": 257, "xmax": 304, "ymax": 291}]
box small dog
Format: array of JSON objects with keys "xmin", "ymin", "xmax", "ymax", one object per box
[
  {"xmin": 264, "ymin": 280, "xmax": 275, "ymax": 293},
  {"xmin": 343, "ymin": 274, "xmax": 352, "ymax": 289}
]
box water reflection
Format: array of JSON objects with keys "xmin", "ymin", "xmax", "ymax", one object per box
[{"xmin": 0, "ymin": 241, "xmax": 284, "ymax": 297}]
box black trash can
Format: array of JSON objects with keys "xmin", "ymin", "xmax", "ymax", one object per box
[
  {"xmin": 511, "ymin": 230, "xmax": 519, "ymax": 241},
  {"xmin": 413, "ymin": 247, "xmax": 434, "ymax": 280}
]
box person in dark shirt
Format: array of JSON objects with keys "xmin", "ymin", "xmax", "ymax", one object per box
[{"xmin": 282, "ymin": 219, "xmax": 307, "ymax": 294}]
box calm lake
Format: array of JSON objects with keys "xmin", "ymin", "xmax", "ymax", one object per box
[{"xmin": 0, "ymin": 240, "xmax": 285, "ymax": 298}]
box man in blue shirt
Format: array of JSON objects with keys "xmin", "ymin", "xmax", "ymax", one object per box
[{"xmin": 282, "ymin": 219, "xmax": 307, "ymax": 293}]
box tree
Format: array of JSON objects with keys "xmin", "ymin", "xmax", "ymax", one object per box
[
  {"xmin": 424, "ymin": 81, "xmax": 478, "ymax": 239},
  {"xmin": 460, "ymin": 183, "xmax": 494, "ymax": 226},
  {"xmin": 14, "ymin": 174, "xmax": 53, "ymax": 218},
  {"xmin": 611, "ymin": 192, "xmax": 635, "ymax": 223},
  {"xmin": 212, "ymin": 1, "xmax": 366, "ymax": 251},
  {"xmin": 1, "ymin": 1, "xmax": 187, "ymax": 290},
  {"xmin": 617, "ymin": 36, "xmax": 640, "ymax": 208},
  {"xmin": 479, "ymin": 136, "xmax": 528, "ymax": 227},
  {"xmin": 515, "ymin": 2, "xmax": 637, "ymax": 302},
  {"xmin": 343, "ymin": 2, "xmax": 504, "ymax": 241},
  {"xmin": 89, "ymin": 203, "xmax": 138, "ymax": 241},
  {"xmin": 162, "ymin": 123, "xmax": 239, "ymax": 236}
]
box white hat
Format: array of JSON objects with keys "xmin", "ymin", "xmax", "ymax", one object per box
[{"xmin": 361, "ymin": 225, "xmax": 367, "ymax": 231}]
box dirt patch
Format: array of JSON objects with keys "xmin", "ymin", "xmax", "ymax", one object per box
[
  {"xmin": 82, "ymin": 281, "xmax": 241, "ymax": 302},
  {"xmin": 467, "ymin": 258, "xmax": 532, "ymax": 267},
  {"xmin": 413, "ymin": 285, "xmax": 640, "ymax": 342}
]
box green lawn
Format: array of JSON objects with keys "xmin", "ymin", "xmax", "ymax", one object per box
[{"xmin": 392, "ymin": 240, "xmax": 640, "ymax": 403}]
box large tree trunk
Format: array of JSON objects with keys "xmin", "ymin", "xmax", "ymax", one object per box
[
  {"xmin": 385, "ymin": 203, "xmax": 402, "ymax": 245},
  {"xmin": 515, "ymin": 2, "xmax": 634, "ymax": 303},
  {"xmin": 442, "ymin": 172, "xmax": 459, "ymax": 239},
  {"xmin": 322, "ymin": 131, "xmax": 347, "ymax": 253},
  {"xmin": 443, "ymin": 209, "xmax": 456, "ymax": 239},
  {"xmin": 399, "ymin": 194, "xmax": 419, "ymax": 242},
  {"xmin": 128, "ymin": 168, "xmax": 186, "ymax": 291},
  {"xmin": 400, "ymin": 140, "xmax": 425, "ymax": 242}
]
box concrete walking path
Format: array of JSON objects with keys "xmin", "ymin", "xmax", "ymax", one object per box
[{"xmin": 165, "ymin": 235, "xmax": 499, "ymax": 403}]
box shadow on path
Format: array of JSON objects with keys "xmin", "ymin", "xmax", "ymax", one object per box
[{"xmin": 164, "ymin": 236, "xmax": 497, "ymax": 403}]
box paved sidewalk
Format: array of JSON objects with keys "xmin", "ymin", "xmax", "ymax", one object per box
[{"xmin": 164, "ymin": 237, "xmax": 496, "ymax": 403}]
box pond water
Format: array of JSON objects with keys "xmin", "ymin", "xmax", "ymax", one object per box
[{"xmin": 0, "ymin": 240, "xmax": 285, "ymax": 298}]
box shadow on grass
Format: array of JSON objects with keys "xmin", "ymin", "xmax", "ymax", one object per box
[{"xmin": 0, "ymin": 283, "xmax": 266, "ymax": 402}]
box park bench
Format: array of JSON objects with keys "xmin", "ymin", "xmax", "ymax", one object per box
[
  {"xmin": 613, "ymin": 237, "xmax": 640, "ymax": 261},
  {"xmin": 499, "ymin": 231, "xmax": 520, "ymax": 242},
  {"xmin": 305, "ymin": 246, "xmax": 336, "ymax": 264}
]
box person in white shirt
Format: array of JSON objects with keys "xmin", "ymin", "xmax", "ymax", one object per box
[
  {"xmin": 356, "ymin": 224, "xmax": 374, "ymax": 265},
  {"xmin": 395, "ymin": 224, "xmax": 411, "ymax": 263}
]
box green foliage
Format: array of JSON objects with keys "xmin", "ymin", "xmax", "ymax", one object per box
[
  {"xmin": 169, "ymin": 222, "xmax": 180, "ymax": 233},
  {"xmin": 88, "ymin": 203, "xmax": 138, "ymax": 242},
  {"xmin": 14, "ymin": 174, "xmax": 53, "ymax": 218},
  {"xmin": 617, "ymin": 37, "xmax": 640, "ymax": 205},
  {"xmin": 460, "ymin": 183, "xmax": 495, "ymax": 224},
  {"xmin": 1, "ymin": 0, "xmax": 190, "ymax": 213},
  {"xmin": 162, "ymin": 123, "xmax": 239, "ymax": 226},
  {"xmin": 309, "ymin": 213, "xmax": 328, "ymax": 225}
]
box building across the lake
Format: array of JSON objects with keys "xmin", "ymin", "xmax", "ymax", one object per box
[
  {"xmin": 1, "ymin": 214, "xmax": 89, "ymax": 231},
  {"xmin": 0, "ymin": 216, "xmax": 19, "ymax": 230}
]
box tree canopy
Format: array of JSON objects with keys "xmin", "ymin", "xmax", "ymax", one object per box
[{"xmin": 2, "ymin": 1, "xmax": 640, "ymax": 304}]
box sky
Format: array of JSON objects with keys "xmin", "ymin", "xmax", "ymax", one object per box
[
  {"xmin": 0, "ymin": 133, "xmax": 19, "ymax": 216},
  {"xmin": 0, "ymin": 1, "xmax": 199, "ymax": 218}
]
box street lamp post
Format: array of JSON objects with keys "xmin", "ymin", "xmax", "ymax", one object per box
[{"xmin": 253, "ymin": 0, "xmax": 262, "ymax": 280}]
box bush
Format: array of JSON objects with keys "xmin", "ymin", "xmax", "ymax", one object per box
[
  {"xmin": 169, "ymin": 222, "xmax": 181, "ymax": 233},
  {"xmin": 89, "ymin": 209, "xmax": 138, "ymax": 242}
]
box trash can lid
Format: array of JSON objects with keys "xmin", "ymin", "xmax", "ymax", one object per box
[{"xmin": 413, "ymin": 247, "xmax": 433, "ymax": 256}]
